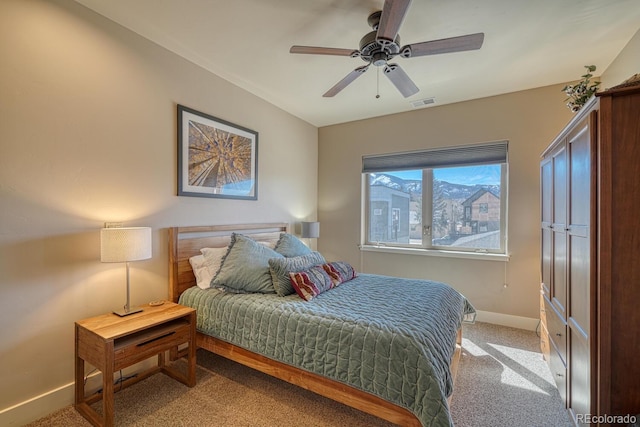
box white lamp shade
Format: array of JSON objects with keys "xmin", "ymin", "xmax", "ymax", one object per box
[
  {"xmin": 301, "ymin": 222, "xmax": 320, "ymax": 239},
  {"xmin": 101, "ymin": 227, "xmax": 152, "ymax": 262}
]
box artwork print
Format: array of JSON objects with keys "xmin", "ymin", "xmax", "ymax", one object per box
[{"xmin": 177, "ymin": 105, "xmax": 258, "ymax": 199}]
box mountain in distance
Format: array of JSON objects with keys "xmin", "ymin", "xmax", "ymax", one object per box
[
  {"xmin": 369, "ymin": 173, "xmax": 500, "ymax": 202},
  {"xmin": 369, "ymin": 173, "xmax": 406, "ymax": 191}
]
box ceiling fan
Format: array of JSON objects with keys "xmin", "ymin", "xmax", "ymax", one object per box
[{"xmin": 290, "ymin": 0, "xmax": 484, "ymax": 98}]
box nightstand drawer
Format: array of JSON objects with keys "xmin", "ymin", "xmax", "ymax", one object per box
[{"xmin": 114, "ymin": 319, "xmax": 191, "ymax": 370}]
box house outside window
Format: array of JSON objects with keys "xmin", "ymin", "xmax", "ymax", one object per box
[{"xmin": 362, "ymin": 141, "xmax": 508, "ymax": 255}]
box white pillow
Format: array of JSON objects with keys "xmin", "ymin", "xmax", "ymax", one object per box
[
  {"xmin": 189, "ymin": 254, "xmax": 214, "ymax": 289},
  {"xmin": 200, "ymin": 246, "xmax": 229, "ymax": 277}
]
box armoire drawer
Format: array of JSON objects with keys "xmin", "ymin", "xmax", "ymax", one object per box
[
  {"xmin": 548, "ymin": 340, "xmax": 567, "ymax": 404},
  {"xmin": 543, "ymin": 297, "xmax": 567, "ymax": 364}
]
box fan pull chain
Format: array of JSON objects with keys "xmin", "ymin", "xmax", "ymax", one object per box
[{"xmin": 376, "ymin": 67, "xmax": 380, "ymax": 99}]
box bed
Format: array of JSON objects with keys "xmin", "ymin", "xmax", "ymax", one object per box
[{"xmin": 169, "ymin": 223, "xmax": 475, "ymax": 426}]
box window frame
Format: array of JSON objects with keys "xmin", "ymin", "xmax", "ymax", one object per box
[{"xmin": 361, "ymin": 142, "xmax": 509, "ymax": 258}]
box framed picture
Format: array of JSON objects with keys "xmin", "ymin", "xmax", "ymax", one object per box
[{"xmin": 177, "ymin": 105, "xmax": 258, "ymax": 200}]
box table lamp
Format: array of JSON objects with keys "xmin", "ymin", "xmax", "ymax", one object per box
[
  {"xmin": 100, "ymin": 227, "xmax": 152, "ymax": 316},
  {"xmin": 301, "ymin": 221, "xmax": 320, "ymax": 239}
]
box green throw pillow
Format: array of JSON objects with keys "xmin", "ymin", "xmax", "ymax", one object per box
[
  {"xmin": 211, "ymin": 233, "xmax": 283, "ymax": 293},
  {"xmin": 274, "ymin": 233, "xmax": 312, "ymax": 257}
]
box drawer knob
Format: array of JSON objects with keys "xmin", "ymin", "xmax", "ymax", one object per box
[
  {"xmin": 557, "ymin": 373, "xmax": 564, "ymax": 378},
  {"xmin": 555, "ymin": 333, "xmax": 562, "ymax": 337}
]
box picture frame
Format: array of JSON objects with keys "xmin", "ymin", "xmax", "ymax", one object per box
[{"xmin": 177, "ymin": 105, "xmax": 258, "ymax": 200}]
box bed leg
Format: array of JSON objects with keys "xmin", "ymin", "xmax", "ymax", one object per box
[{"xmin": 448, "ymin": 328, "xmax": 463, "ymax": 405}]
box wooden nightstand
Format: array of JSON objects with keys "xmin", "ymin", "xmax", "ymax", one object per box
[{"xmin": 74, "ymin": 302, "xmax": 196, "ymax": 427}]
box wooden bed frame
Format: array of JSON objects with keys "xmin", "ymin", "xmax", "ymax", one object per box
[{"xmin": 168, "ymin": 223, "xmax": 462, "ymax": 426}]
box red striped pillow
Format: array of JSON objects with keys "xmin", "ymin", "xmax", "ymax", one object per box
[
  {"xmin": 322, "ymin": 261, "xmax": 357, "ymax": 286},
  {"xmin": 289, "ymin": 262, "xmax": 358, "ymax": 301},
  {"xmin": 289, "ymin": 265, "xmax": 334, "ymax": 301}
]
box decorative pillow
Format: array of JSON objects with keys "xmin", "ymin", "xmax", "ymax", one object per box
[
  {"xmin": 200, "ymin": 246, "xmax": 228, "ymax": 281},
  {"xmin": 189, "ymin": 254, "xmax": 214, "ymax": 289},
  {"xmin": 211, "ymin": 233, "xmax": 283, "ymax": 294},
  {"xmin": 289, "ymin": 265, "xmax": 335, "ymax": 301},
  {"xmin": 323, "ymin": 261, "xmax": 358, "ymax": 286},
  {"xmin": 274, "ymin": 233, "xmax": 312, "ymax": 257},
  {"xmin": 269, "ymin": 251, "xmax": 326, "ymax": 297}
]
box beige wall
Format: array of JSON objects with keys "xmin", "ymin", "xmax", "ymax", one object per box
[
  {"xmin": 600, "ymin": 27, "xmax": 640, "ymax": 89},
  {"xmin": 317, "ymin": 26, "xmax": 640, "ymax": 325},
  {"xmin": 0, "ymin": 0, "xmax": 317, "ymax": 422},
  {"xmin": 318, "ymin": 85, "xmax": 574, "ymax": 321}
]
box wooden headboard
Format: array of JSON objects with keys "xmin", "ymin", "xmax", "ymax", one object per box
[{"xmin": 168, "ymin": 223, "xmax": 289, "ymax": 302}]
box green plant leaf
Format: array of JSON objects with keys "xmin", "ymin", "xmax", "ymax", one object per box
[{"xmin": 561, "ymin": 65, "xmax": 600, "ymax": 111}]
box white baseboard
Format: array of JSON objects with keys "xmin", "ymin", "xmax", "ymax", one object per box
[
  {"xmin": 0, "ymin": 360, "xmax": 153, "ymax": 426},
  {"xmin": 475, "ymin": 310, "xmax": 539, "ymax": 331},
  {"xmin": 0, "ymin": 381, "xmax": 74, "ymax": 426}
]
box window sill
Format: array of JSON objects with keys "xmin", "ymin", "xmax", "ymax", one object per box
[{"xmin": 360, "ymin": 244, "xmax": 510, "ymax": 262}]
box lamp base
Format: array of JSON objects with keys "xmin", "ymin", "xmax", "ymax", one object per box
[{"xmin": 113, "ymin": 306, "xmax": 143, "ymax": 317}]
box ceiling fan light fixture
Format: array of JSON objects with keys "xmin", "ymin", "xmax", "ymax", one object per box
[{"xmin": 372, "ymin": 52, "xmax": 388, "ymax": 67}]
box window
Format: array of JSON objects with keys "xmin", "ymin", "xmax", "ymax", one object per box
[{"xmin": 362, "ymin": 142, "xmax": 508, "ymax": 255}]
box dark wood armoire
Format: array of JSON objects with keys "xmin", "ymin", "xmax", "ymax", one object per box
[{"xmin": 540, "ymin": 82, "xmax": 640, "ymax": 425}]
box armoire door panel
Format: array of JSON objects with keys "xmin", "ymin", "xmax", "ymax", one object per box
[
  {"xmin": 567, "ymin": 115, "xmax": 592, "ymax": 336},
  {"xmin": 541, "ymin": 159, "xmax": 553, "ymax": 223},
  {"xmin": 569, "ymin": 233, "xmax": 589, "ymax": 334},
  {"xmin": 568, "ymin": 123, "xmax": 591, "ymax": 226},
  {"xmin": 552, "ymin": 230, "xmax": 567, "ymax": 314},
  {"xmin": 569, "ymin": 327, "xmax": 590, "ymax": 426},
  {"xmin": 551, "ymin": 145, "xmax": 567, "ymax": 314},
  {"xmin": 541, "ymin": 227, "xmax": 552, "ymax": 294},
  {"xmin": 540, "ymin": 158, "xmax": 553, "ymax": 296},
  {"xmin": 553, "ymin": 146, "xmax": 567, "ymax": 222}
]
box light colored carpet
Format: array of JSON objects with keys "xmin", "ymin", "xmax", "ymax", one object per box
[
  {"xmin": 449, "ymin": 322, "xmax": 571, "ymax": 427},
  {"xmin": 26, "ymin": 322, "xmax": 572, "ymax": 426}
]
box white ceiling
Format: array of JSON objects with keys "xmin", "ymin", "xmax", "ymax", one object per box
[{"xmin": 73, "ymin": 0, "xmax": 640, "ymax": 127}]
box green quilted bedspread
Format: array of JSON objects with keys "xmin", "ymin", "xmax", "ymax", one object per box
[{"xmin": 179, "ymin": 273, "xmax": 475, "ymax": 426}]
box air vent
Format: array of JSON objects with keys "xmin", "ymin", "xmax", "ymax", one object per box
[{"xmin": 410, "ymin": 97, "xmax": 436, "ymax": 108}]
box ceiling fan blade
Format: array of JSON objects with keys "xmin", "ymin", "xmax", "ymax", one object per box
[
  {"xmin": 290, "ymin": 46, "xmax": 359, "ymax": 57},
  {"xmin": 323, "ymin": 65, "xmax": 369, "ymax": 97},
  {"xmin": 401, "ymin": 33, "xmax": 484, "ymax": 58},
  {"xmin": 376, "ymin": 0, "xmax": 412, "ymax": 42},
  {"xmin": 383, "ymin": 63, "xmax": 419, "ymax": 98}
]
